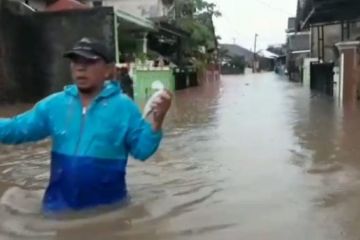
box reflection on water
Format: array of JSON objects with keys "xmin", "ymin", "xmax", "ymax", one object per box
[{"xmin": 2, "ymin": 73, "xmax": 360, "ymax": 239}]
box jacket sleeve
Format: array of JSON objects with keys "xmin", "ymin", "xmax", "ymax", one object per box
[
  {"xmin": 0, "ymin": 99, "xmax": 51, "ymax": 144},
  {"xmin": 125, "ymin": 101, "xmax": 163, "ymax": 161}
]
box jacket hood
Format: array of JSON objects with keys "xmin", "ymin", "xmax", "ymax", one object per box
[{"xmin": 64, "ymin": 80, "xmax": 121, "ymax": 99}]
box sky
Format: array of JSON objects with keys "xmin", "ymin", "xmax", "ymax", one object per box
[{"xmin": 209, "ymin": 0, "xmax": 298, "ymax": 51}]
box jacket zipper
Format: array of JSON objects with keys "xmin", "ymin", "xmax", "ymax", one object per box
[
  {"xmin": 74, "ymin": 95, "xmax": 102, "ymax": 155},
  {"xmin": 74, "ymin": 106, "xmax": 88, "ymax": 155}
]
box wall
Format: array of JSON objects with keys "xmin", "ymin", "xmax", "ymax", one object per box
[
  {"xmin": 0, "ymin": 6, "xmax": 115, "ymax": 103},
  {"xmin": 311, "ymin": 22, "xmax": 360, "ymax": 64},
  {"xmin": 102, "ymin": 0, "xmax": 172, "ymax": 19},
  {"xmin": 311, "ymin": 24, "xmax": 341, "ymax": 63},
  {"xmin": 340, "ymin": 48, "xmax": 360, "ymax": 104},
  {"xmin": 287, "ymin": 17, "xmax": 296, "ymax": 32},
  {"xmin": 286, "ymin": 31, "xmax": 310, "ymax": 82},
  {"xmin": 349, "ymin": 21, "xmax": 360, "ymax": 39},
  {"xmin": 287, "ymin": 32, "xmax": 310, "ymax": 51},
  {"xmin": 303, "ymin": 58, "xmax": 318, "ymax": 88}
]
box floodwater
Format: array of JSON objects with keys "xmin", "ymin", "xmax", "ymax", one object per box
[{"xmin": 1, "ymin": 72, "xmax": 360, "ymax": 239}]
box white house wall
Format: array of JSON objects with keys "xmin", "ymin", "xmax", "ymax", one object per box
[
  {"xmin": 102, "ymin": 0, "xmax": 169, "ymax": 18},
  {"xmin": 311, "ymin": 22, "xmax": 360, "ymax": 64},
  {"xmin": 17, "ymin": 0, "xmax": 171, "ymax": 18}
]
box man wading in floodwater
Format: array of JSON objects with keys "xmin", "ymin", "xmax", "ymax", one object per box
[{"xmin": 0, "ymin": 38, "xmax": 172, "ymax": 213}]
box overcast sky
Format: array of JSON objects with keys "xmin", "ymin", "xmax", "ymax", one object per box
[{"xmin": 209, "ymin": 0, "xmax": 297, "ymax": 51}]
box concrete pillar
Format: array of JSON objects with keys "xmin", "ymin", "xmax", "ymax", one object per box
[
  {"xmin": 143, "ymin": 32, "xmax": 148, "ymax": 54},
  {"xmin": 336, "ymin": 41, "xmax": 360, "ymax": 104}
]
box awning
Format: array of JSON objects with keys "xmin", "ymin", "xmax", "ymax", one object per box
[
  {"xmin": 257, "ymin": 50, "xmax": 279, "ymax": 59},
  {"xmin": 291, "ymin": 50, "xmax": 311, "ymax": 54},
  {"xmin": 115, "ymin": 10, "xmax": 155, "ymax": 32},
  {"xmin": 298, "ymin": 0, "xmax": 360, "ymax": 29},
  {"xmin": 154, "ymin": 21, "xmax": 189, "ymax": 38},
  {"xmin": 287, "ymin": 31, "xmax": 310, "ymax": 36}
]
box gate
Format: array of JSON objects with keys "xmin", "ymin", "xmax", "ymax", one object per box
[{"xmin": 310, "ymin": 62, "xmax": 334, "ymax": 96}]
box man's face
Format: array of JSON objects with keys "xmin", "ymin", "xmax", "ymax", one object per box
[{"xmin": 70, "ymin": 56, "xmax": 112, "ymax": 93}]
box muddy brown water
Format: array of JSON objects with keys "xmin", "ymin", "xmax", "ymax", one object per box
[{"xmin": 1, "ymin": 73, "xmax": 360, "ymax": 239}]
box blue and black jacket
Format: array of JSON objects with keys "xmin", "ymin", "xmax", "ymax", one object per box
[{"xmin": 0, "ymin": 81, "xmax": 162, "ymax": 213}]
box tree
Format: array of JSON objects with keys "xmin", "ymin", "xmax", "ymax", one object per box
[
  {"xmin": 193, "ymin": 0, "xmax": 221, "ymax": 17},
  {"xmin": 174, "ymin": 0, "xmax": 221, "ymax": 67},
  {"xmin": 162, "ymin": 0, "xmax": 175, "ymax": 7}
]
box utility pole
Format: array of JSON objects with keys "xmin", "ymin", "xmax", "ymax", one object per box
[
  {"xmin": 174, "ymin": 0, "xmax": 180, "ymax": 20},
  {"xmin": 253, "ymin": 33, "xmax": 258, "ymax": 73}
]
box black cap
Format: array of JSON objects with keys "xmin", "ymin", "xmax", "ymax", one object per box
[{"xmin": 63, "ymin": 37, "xmax": 114, "ymax": 63}]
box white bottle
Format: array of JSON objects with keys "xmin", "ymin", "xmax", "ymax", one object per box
[{"xmin": 143, "ymin": 81, "xmax": 165, "ymax": 118}]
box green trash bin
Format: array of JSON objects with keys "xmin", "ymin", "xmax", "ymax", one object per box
[{"xmin": 133, "ymin": 67, "xmax": 175, "ymax": 101}]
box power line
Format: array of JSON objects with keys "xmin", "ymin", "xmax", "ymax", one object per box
[
  {"xmin": 213, "ymin": 0, "xmax": 293, "ymax": 16},
  {"xmin": 252, "ymin": 0, "xmax": 293, "ymax": 16},
  {"xmin": 211, "ymin": 0, "xmax": 289, "ymax": 48},
  {"xmin": 219, "ymin": 14, "xmax": 279, "ymax": 45}
]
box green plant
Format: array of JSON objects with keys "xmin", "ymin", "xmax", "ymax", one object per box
[
  {"xmin": 230, "ymin": 55, "xmax": 246, "ymax": 71},
  {"xmin": 175, "ymin": 0, "xmax": 221, "ymax": 70},
  {"xmin": 136, "ymin": 52, "xmax": 148, "ymax": 64}
]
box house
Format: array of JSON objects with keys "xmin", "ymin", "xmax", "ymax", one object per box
[
  {"xmin": 296, "ymin": 0, "xmax": 360, "ymax": 103},
  {"xmin": 0, "ymin": 0, "xmax": 115, "ymax": 102},
  {"xmin": 220, "ymin": 44, "xmax": 254, "ymax": 67},
  {"xmin": 257, "ymin": 49, "xmax": 278, "ymax": 72},
  {"xmin": 17, "ymin": 0, "xmax": 182, "ymax": 62},
  {"xmin": 95, "ymin": 0, "xmax": 175, "ymax": 20},
  {"xmin": 218, "ymin": 44, "xmax": 254, "ymax": 74},
  {"xmin": 19, "ymin": 0, "xmax": 174, "ymax": 16},
  {"xmin": 6, "ymin": 0, "xmax": 192, "ymax": 98},
  {"xmin": 285, "ymin": 17, "xmax": 310, "ymax": 82}
]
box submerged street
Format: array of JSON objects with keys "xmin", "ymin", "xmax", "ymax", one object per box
[{"xmin": 1, "ymin": 72, "xmax": 360, "ymax": 239}]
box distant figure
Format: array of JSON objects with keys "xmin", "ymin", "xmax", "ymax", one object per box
[{"xmin": 117, "ymin": 65, "xmax": 134, "ymax": 100}]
